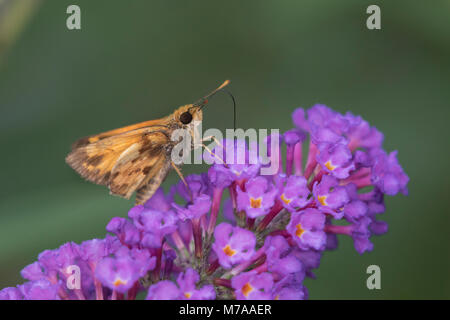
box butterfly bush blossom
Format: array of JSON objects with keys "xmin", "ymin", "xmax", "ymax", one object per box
[{"xmin": 0, "ymin": 104, "xmax": 409, "ymax": 300}]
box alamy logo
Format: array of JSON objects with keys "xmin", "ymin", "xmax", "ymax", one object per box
[
  {"xmin": 366, "ymin": 5, "xmax": 381, "ymax": 30},
  {"xmin": 65, "ymin": 265, "xmax": 81, "ymax": 290},
  {"xmin": 66, "ymin": 5, "xmax": 81, "ymax": 30},
  {"xmin": 170, "ymin": 121, "xmax": 281, "ymax": 175},
  {"xmin": 366, "ymin": 265, "xmax": 381, "ymax": 290}
]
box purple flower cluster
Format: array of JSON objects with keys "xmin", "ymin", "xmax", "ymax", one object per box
[{"xmin": 0, "ymin": 104, "xmax": 408, "ymax": 300}]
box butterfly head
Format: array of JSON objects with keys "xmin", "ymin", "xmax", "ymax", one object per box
[{"xmin": 174, "ymin": 104, "xmax": 202, "ymax": 127}]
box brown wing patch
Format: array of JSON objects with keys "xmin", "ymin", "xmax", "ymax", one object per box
[
  {"xmin": 108, "ymin": 134, "xmax": 169, "ymax": 199},
  {"xmin": 71, "ymin": 137, "xmax": 92, "ymax": 150}
]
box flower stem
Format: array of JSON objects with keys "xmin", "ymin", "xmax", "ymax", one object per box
[
  {"xmin": 294, "ymin": 141, "xmax": 303, "ymax": 175},
  {"xmin": 228, "ymin": 183, "xmax": 237, "ymax": 210},
  {"xmin": 256, "ymin": 200, "xmax": 284, "ymax": 232},
  {"xmin": 171, "ymin": 230, "xmax": 189, "ymax": 256},
  {"xmin": 226, "ymin": 247, "xmax": 266, "ymax": 277},
  {"xmin": 247, "ymin": 217, "xmax": 255, "ymax": 229},
  {"xmin": 252, "ymin": 261, "xmax": 268, "ymax": 274},
  {"xmin": 192, "ymin": 218, "xmax": 203, "ymax": 259},
  {"xmin": 304, "ymin": 141, "xmax": 318, "ymax": 179},
  {"xmin": 74, "ymin": 289, "xmax": 86, "ymax": 300},
  {"xmin": 324, "ymin": 224, "xmax": 352, "ymax": 235},
  {"xmin": 58, "ymin": 287, "xmax": 69, "ymax": 300},
  {"xmin": 268, "ymin": 229, "xmax": 290, "ymax": 238},
  {"xmin": 213, "ymin": 278, "xmax": 232, "ymax": 288},
  {"xmin": 207, "ymin": 188, "xmax": 224, "ymax": 236},
  {"xmin": 127, "ymin": 282, "xmax": 139, "ymax": 300},
  {"xmin": 286, "ymin": 144, "xmax": 294, "ymax": 176},
  {"xmin": 206, "ymin": 259, "xmax": 220, "ymax": 275},
  {"xmin": 151, "ymin": 245, "xmax": 163, "ymax": 281},
  {"xmin": 308, "ymin": 170, "xmax": 325, "ymax": 189},
  {"xmin": 94, "ymin": 279, "xmax": 104, "ymax": 300}
]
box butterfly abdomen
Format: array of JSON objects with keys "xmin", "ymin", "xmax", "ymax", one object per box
[{"xmin": 135, "ymin": 161, "xmax": 171, "ymax": 205}]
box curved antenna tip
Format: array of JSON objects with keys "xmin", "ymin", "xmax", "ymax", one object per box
[
  {"xmin": 220, "ymin": 80, "xmax": 230, "ymax": 89},
  {"xmin": 195, "ymin": 80, "xmax": 231, "ymax": 107},
  {"xmin": 210, "ymin": 80, "xmax": 231, "ymax": 95}
]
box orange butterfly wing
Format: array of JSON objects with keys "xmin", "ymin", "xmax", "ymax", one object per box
[
  {"xmin": 66, "ymin": 128, "xmax": 171, "ymax": 199},
  {"xmin": 70, "ymin": 119, "xmax": 167, "ymax": 149}
]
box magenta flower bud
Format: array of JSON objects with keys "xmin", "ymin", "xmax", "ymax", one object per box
[
  {"xmin": 372, "ymin": 150, "xmax": 409, "ymax": 196},
  {"xmin": 283, "ymin": 129, "xmax": 306, "ymax": 176},
  {"xmin": 292, "ymin": 107, "xmax": 308, "ymax": 132},
  {"xmin": 350, "ymin": 217, "xmax": 374, "ymax": 254},
  {"xmin": 21, "ymin": 262, "xmax": 46, "ymax": 282}
]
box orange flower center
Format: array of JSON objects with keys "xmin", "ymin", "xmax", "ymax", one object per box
[
  {"xmin": 250, "ymin": 197, "xmax": 262, "ymax": 208},
  {"xmin": 280, "ymin": 193, "xmax": 292, "ymax": 205},
  {"xmin": 223, "ymin": 244, "xmax": 237, "ymax": 257},
  {"xmin": 242, "ymin": 282, "xmax": 253, "ymax": 297},
  {"xmin": 295, "ymin": 223, "xmax": 305, "ymax": 238},
  {"xmin": 184, "ymin": 292, "xmax": 192, "ymax": 299},
  {"xmin": 325, "ymin": 160, "xmax": 336, "ymax": 171},
  {"xmin": 318, "ymin": 195, "xmax": 328, "ymax": 206},
  {"xmin": 113, "ymin": 278, "xmax": 126, "ymax": 287}
]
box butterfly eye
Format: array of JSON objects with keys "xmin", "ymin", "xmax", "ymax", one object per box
[{"xmin": 179, "ymin": 112, "xmax": 193, "ymax": 124}]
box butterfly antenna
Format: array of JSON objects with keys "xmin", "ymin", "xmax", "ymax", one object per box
[
  {"xmin": 193, "ymin": 80, "xmax": 236, "ymax": 130},
  {"xmin": 221, "ymin": 88, "xmax": 236, "ymax": 131},
  {"xmin": 194, "ymin": 80, "xmax": 230, "ymax": 108}
]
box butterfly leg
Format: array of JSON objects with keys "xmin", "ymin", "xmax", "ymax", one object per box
[
  {"xmin": 200, "ymin": 143, "xmax": 227, "ymax": 165},
  {"xmin": 192, "ymin": 136, "xmax": 226, "ymax": 165},
  {"xmin": 201, "ymin": 135, "xmax": 223, "ymax": 147},
  {"xmin": 170, "ymin": 161, "xmax": 193, "ymax": 202}
]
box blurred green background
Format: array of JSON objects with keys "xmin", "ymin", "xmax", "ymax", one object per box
[{"xmin": 0, "ymin": 0, "xmax": 449, "ymax": 299}]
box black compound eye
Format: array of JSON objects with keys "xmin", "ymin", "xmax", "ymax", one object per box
[{"xmin": 179, "ymin": 112, "xmax": 193, "ymax": 124}]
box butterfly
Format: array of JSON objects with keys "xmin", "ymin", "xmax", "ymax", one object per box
[{"xmin": 66, "ymin": 80, "xmax": 230, "ymax": 205}]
